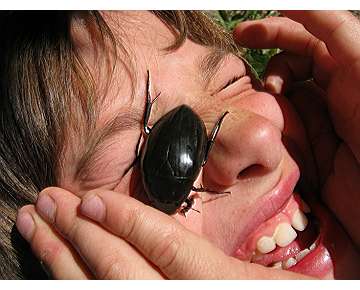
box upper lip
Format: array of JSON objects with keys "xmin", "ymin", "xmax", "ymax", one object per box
[{"xmin": 232, "ymin": 167, "xmax": 300, "ymax": 260}]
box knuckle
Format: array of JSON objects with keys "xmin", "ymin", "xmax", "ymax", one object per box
[
  {"xmin": 120, "ymin": 204, "xmax": 143, "ymax": 240},
  {"xmin": 149, "ymin": 229, "xmax": 182, "ymax": 272},
  {"xmin": 97, "ymin": 255, "xmax": 131, "ymax": 280},
  {"xmin": 51, "ymin": 205, "xmax": 82, "ymax": 243},
  {"xmin": 61, "ymin": 219, "xmax": 83, "ymax": 245},
  {"xmin": 31, "ymin": 229, "xmax": 65, "ymax": 270},
  {"xmin": 84, "ymin": 189, "xmax": 101, "ymax": 199},
  {"xmin": 305, "ymin": 37, "xmax": 321, "ymax": 56},
  {"xmin": 39, "ymin": 243, "xmax": 64, "ymax": 270}
]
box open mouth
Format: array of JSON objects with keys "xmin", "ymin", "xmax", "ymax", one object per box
[{"xmin": 233, "ymin": 182, "xmax": 334, "ymax": 278}]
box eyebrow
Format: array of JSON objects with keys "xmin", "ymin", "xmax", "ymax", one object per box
[
  {"xmin": 75, "ymin": 108, "xmax": 143, "ymax": 181},
  {"xmin": 75, "ymin": 49, "xmax": 229, "ymax": 182},
  {"xmin": 198, "ymin": 49, "xmax": 229, "ymax": 89}
]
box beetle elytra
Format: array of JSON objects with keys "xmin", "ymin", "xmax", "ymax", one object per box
[{"xmin": 139, "ymin": 71, "xmax": 229, "ymax": 215}]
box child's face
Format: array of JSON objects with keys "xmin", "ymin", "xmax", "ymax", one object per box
[{"xmin": 58, "ymin": 11, "xmax": 360, "ymax": 279}]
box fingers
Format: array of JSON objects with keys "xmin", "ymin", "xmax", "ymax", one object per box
[
  {"xmin": 233, "ymin": 16, "xmax": 335, "ymax": 87},
  {"xmin": 327, "ymin": 61, "xmax": 360, "ymax": 163},
  {"xmin": 33, "ymin": 187, "xmax": 163, "ymax": 279},
  {"xmin": 322, "ymin": 143, "xmax": 360, "ymax": 249},
  {"xmin": 78, "ymin": 188, "xmax": 309, "ymax": 279},
  {"xmin": 287, "ymin": 81, "xmax": 339, "ymax": 186},
  {"xmin": 233, "ymin": 16, "xmax": 320, "ymax": 56},
  {"xmin": 234, "ymin": 11, "xmax": 360, "ymax": 67},
  {"xmin": 264, "ymin": 51, "xmax": 313, "ymax": 94},
  {"xmin": 16, "ymin": 205, "xmax": 91, "ymax": 279},
  {"xmin": 283, "ymin": 11, "xmax": 360, "ymax": 65},
  {"xmin": 19, "ymin": 186, "xmax": 310, "ymax": 279},
  {"xmin": 79, "ymin": 188, "xmax": 225, "ymax": 279}
]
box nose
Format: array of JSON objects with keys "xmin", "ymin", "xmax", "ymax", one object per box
[{"xmin": 203, "ymin": 109, "xmax": 283, "ymax": 189}]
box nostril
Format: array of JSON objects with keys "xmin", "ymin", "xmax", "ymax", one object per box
[{"xmin": 237, "ymin": 164, "xmax": 269, "ymax": 180}]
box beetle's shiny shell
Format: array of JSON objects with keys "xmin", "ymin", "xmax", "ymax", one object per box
[{"xmin": 140, "ymin": 105, "xmax": 207, "ymax": 214}]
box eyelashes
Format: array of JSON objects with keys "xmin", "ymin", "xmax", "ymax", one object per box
[{"xmin": 220, "ymin": 75, "xmax": 242, "ymax": 91}]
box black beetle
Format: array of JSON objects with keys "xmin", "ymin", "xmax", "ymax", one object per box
[{"xmin": 138, "ymin": 71, "xmax": 229, "ymax": 215}]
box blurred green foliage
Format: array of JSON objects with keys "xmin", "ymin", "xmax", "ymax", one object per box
[{"xmin": 211, "ymin": 10, "xmax": 281, "ymax": 79}]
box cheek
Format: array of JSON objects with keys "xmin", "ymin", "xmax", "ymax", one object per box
[
  {"xmin": 201, "ymin": 195, "xmax": 252, "ymax": 255},
  {"xmin": 229, "ymin": 92, "xmax": 284, "ymax": 131}
]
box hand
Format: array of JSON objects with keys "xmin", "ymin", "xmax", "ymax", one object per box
[
  {"xmin": 233, "ymin": 11, "xmax": 360, "ymax": 248},
  {"xmin": 16, "ymin": 187, "xmax": 308, "ymax": 279}
]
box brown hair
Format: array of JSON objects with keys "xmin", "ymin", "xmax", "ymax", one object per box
[{"xmin": 0, "ymin": 11, "xmax": 236, "ymax": 279}]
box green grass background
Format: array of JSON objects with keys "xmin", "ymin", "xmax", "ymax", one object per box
[
  {"xmin": 211, "ymin": 10, "xmax": 360, "ymax": 79},
  {"xmin": 211, "ymin": 10, "xmax": 281, "ymax": 79}
]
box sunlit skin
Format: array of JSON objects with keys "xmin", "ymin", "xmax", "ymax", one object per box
[{"xmin": 16, "ymin": 11, "xmax": 360, "ymax": 279}]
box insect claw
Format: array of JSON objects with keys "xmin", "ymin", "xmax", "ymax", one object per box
[
  {"xmin": 152, "ymin": 92, "xmax": 161, "ymax": 104},
  {"xmin": 191, "ymin": 208, "xmax": 200, "ymax": 213}
]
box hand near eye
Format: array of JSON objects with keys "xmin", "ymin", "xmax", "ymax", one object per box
[
  {"xmin": 16, "ymin": 187, "xmax": 308, "ymax": 279},
  {"xmin": 233, "ymin": 11, "xmax": 360, "ymax": 249}
]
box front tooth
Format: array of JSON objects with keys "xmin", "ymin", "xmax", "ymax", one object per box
[
  {"xmin": 282, "ymin": 257, "xmax": 297, "ymax": 269},
  {"xmin": 291, "ymin": 209, "xmax": 308, "ymax": 231},
  {"xmin": 271, "ymin": 261, "xmax": 282, "ymax": 269},
  {"xmin": 295, "ymin": 248, "xmax": 310, "ymax": 262},
  {"xmin": 256, "ymin": 236, "xmax": 276, "ymax": 254},
  {"xmin": 274, "ymin": 223, "xmax": 297, "ymax": 247}
]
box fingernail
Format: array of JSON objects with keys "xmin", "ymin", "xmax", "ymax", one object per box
[
  {"xmin": 80, "ymin": 194, "xmax": 105, "ymax": 222},
  {"xmin": 265, "ymin": 76, "xmax": 283, "ymax": 95},
  {"xmin": 36, "ymin": 194, "xmax": 56, "ymax": 223},
  {"xmin": 16, "ymin": 211, "xmax": 35, "ymax": 242}
]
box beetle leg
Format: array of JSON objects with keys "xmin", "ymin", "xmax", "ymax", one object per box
[
  {"xmin": 179, "ymin": 197, "xmax": 200, "ymax": 217},
  {"xmin": 122, "ymin": 132, "xmax": 143, "ymax": 177},
  {"xmin": 143, "ymin": 70, "xmax": 160, "ymax": 135},
  {"xmin": 203, "ymin": 111, "xmax": 229, "ymax": 165},
  {"xmin": 192, "ymin": 185, "xmax": 231, "ymax": 195}
]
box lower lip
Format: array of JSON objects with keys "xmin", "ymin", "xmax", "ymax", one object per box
[{"xmin": 288, "ymin": 235, "xmax": 332, "ymax": 278}]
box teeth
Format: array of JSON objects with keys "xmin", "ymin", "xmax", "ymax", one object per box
[
  {"xmin": 295, "ymin": 248, "xmax": 310, "ymax": 262},
  {"xmin": 309, "ymin": 241, "xmax": 317, "ymax": 251},
  {"xmin": 282, "ymin": 257, "xmax": 297, "ymax": 269},
  {"xmin": 271, "ymin": 261, "xmax": 282, "ymax": 269},
  {"xmin": 256, "ymin": 236, "xmax": 276, "ymax": 254},
  {"xmin": 291, "ymin": 209, "xmax": 308, "ymax": 231},
  {"xmin": 274, "ymin": 223, "xmax": 297, "ymax": 247},
  {"xmin": 254, "ymin": 203, "xmax": 311, "ymax": 258}
]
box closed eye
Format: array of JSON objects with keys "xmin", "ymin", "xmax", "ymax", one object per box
[
  {"xmin": 219, "ymin": 75, "xmax": 242, "ymax": 91},
  {"xmin": 215, "ymin": 74, "xmax": 252, "ymax": 101}
]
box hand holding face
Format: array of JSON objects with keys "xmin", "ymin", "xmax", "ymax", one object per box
[
  {"xmin": 16, "ymin": 187, "xmax": 308, "ymax": 279},
  {"xmin": 233, "ymin": 10, "xmax": 360, "ymax": 250}
]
